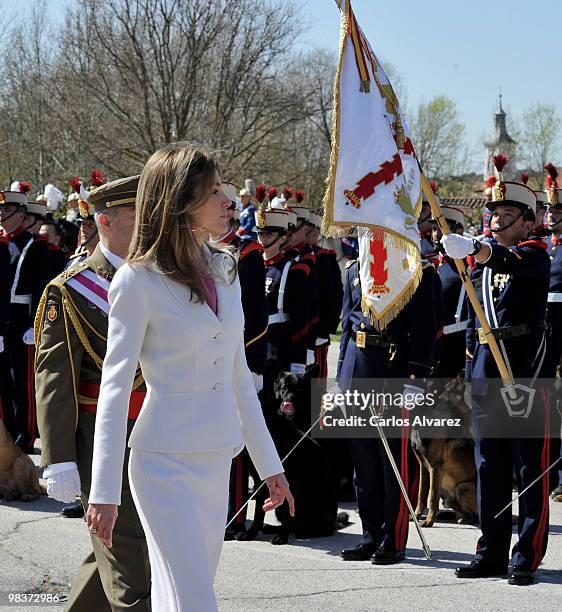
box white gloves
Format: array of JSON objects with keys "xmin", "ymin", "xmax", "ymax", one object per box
[
  {"xmin": 22, "ymin": 328, "xmax": 35, "ymax": 345},
  {"xmin": 401, "ymin": 384, "xmax": 425, "ymax": 411},
  {"xmin": 440, "ymin": 234, "xmax": 478, "ymax": 260},
  {"xmin": 0, "ymin": 336, "xmax": 4, "ymax": 354},
  {"xmin": 306, "ymin": 349, "xmax": 316, "ymax": 366},
  {"xmin": 251, "ymin": 372, "xmax": 263, "ymax": 393},
  {"xmin": 43, "ymin": 462, "xmax": 81, "ymax": 503},
  {"xmin": 289, "ymin": 363, "xmax": 306, "ymax": 374}
]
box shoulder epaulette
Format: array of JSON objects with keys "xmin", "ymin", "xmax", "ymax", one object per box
[
  {"xmin": 300, "ymin": 252, "xmax": 316, "ymax": 264},
  {"xmin": 517, "ymin": 239, "xmax": 548, "ymax": 250},
  {"xmin": 345, "ymin": 259, "xmax": 357, "ymax": 269},
  {"xmin": 239, "ymin": 242, "xmax": 264, "ymax": 261},
  {"xmin": 48, "ymin": 261, "xmax": 89, "ymax": 289},
  {"xmin": 290, "ymin": 262, "xmax": 310, "ymax": 276}
]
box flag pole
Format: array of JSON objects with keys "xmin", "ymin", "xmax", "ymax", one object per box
[{"xmin": 419, "ymin": 173, "xmax": 514, "ymax": 388}]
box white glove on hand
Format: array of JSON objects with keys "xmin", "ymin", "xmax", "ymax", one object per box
[
  {"xmin": 0, "ymin": 336, "xmax": 4, "ymax": 354},
  {"xmin": 401, "ymin": 384, "xmax": 425, "ymax": 411},
  {"xmin": 306, "ymin": 349, "xmax": 316, "ymax": 366},
  {"xmin": 43, "ymin": 462, "xmax": 81, "ymax": 503},
  {"xmin": 440, "ymin": 234, "xmax": 477, "ymax": 260},
  {"xmin": 22, "ymin": 328, "xmax": 35, "ymax": 345},
  {"xmin": 322, "ymin": 382, "xmax": 345, "ymax": 420},
  {"xmin": 289, "ymin": 363, "xmax": 306, "ymax": 374},
  {"xmin": 251, "ymin": 372, "xmax": 264, "ymax": 393}
]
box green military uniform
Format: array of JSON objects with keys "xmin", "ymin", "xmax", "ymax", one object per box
[{"xmin": 35, "ymin": 177, "xmax": 150, "ymax": 612}]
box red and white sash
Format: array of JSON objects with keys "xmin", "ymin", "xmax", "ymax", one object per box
[{"xmin": 67, "ymin": 269, "xmax": 111, "ymax": 314}]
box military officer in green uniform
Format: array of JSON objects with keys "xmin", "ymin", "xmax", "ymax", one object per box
[{"xmin": 35, "ymin": 176, "xmax": 151, "ymax": 611}]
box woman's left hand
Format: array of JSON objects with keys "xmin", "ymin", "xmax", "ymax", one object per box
[{"xmin": 263, "ymin": 473, "xmax": 295, "ymax": 516}]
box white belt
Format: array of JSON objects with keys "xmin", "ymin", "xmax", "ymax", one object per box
[
  {"xmin": 548, "ymin": 292, "xmax": 562, "ymax": 303},
  {"xmin": 11, "ymin": 294, "xmax": 32, "ymax": 305},
  {"xmin": 442, "ymin": 321, "xmax": 468, "ymax": 335},
  {"xmin": 268, "ymin": 313, "xmax": 289, "ymax": 324}
]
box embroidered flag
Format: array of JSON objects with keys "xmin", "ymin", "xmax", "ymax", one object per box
[{"xmin": 322, "ymin": 0, "xmax": 421, "ymax": 329}]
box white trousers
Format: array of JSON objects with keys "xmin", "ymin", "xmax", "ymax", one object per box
[{"xmin": 128, "ymin": 447, "xmax": 233, "ymax": 612}]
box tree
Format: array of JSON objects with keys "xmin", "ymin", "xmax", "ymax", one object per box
[
  {"xmin": 409, "ymin": 96, "xmax": 466, "ymax": 178},
  {"xmin": 519, "ymin": 103, "xmax": 561, "ymax": 183}
]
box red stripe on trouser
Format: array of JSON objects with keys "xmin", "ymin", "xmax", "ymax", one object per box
[
  {"xmin": 234, "ymin": 455, "xmax": 245, "ymax": 525},
  {"xmin": 394, "ymin": 407, "xmax": 408, "ymax": 550},
  {"xmin": 531, "ymin": 389, "xmax": 550, "ymax": 571},
  {"xmin": 27, "ymin": 345, "xmax": 36, "ymax": 446},
  {"xmin": 399, "ymin": 410, "xmax": 410, "ymax": 549}
]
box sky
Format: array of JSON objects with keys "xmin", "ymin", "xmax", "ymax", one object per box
[{"xmin": 4, "ymin": 0, "xmax": 562, "ymax": 169}]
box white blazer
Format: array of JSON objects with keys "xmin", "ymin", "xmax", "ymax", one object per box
[{"xmin": 89, "ymin": 247, "xmax": 283, "ymax": 505}]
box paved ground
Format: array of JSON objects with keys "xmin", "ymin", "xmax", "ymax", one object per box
[{"xmin": 1, "ymin": 343, "xmax": 561, "ymax": 611}]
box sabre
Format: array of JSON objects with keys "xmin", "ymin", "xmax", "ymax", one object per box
[
  {"xmin": 367, "ymin": 404, "xmax": 432, "ymax": 560},
  {"xmin": 225, "ymin": 409, "xmax": 326, "ymax": 529},
  {"xmin": 494, "ymin": 455, "xmax": 562, "ymax": 519}
]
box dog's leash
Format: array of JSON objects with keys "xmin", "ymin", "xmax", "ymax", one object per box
[{"xmin": 225, "ymin": 411, "xmax": 325, "ymax": 530}]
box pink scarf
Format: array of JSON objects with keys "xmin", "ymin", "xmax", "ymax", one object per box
[{"xmin": 200, "ymin": 275, "xmax": 218, "ymax": 315}]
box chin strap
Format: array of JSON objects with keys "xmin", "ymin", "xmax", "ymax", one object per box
[
  {"xmin": 487, "ymin": 210, "xmax": 525, "ymax": 234},
  {"xmin": 79, "ymin": 228, "xmax": 98, "ymax": 249},
  {"xmin": 417, "ymin": 210, "xmax": 432, "ymax": 226},
  {"xmin": 1, "ymin": 207, "xmax": 23, "ymax": 227}
]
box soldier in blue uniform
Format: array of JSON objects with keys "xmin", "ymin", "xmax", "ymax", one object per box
[
  {"xmin": 305, "ymin": 210, "xmax": 343, "ymax": 380},
  {"xmin": 337, "ymin": 254, "xmax": 440, "ymax": 564},
  {"xmin": 256, "ymin": 206, "xmax": 309, "ymax": 401},
  {"xmin": 282, "ymin": 191, "xmax": 320, "ymax": 367},
  {"xmin": 442, "ymin": 170, "xmax": 551, "ymax": 585},
  {"xmin": 544, "ymin": 182, "xmax": 562, "ymax": 502},
  {"xmin": 431, "ymin": 206, "xmax": 467, "ymax": 381},
  {"xmin": 236, "ymin": 179, "xmax": 257, "ymax": 242}
]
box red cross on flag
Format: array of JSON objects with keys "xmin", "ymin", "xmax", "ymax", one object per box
[{"xmin": 322, "ymin": 0, "xmax": 422, "ymax": 329}]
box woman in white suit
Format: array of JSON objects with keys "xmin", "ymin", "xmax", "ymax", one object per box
[{"xmin": 87, "ymin": 143, "xmax": 294, "ymax": 611}]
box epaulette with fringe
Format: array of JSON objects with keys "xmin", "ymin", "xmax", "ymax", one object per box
[
  {"xmin": 345, "ymin": 259, "xmax": 357, "ymax": 269},
  {"xmin": 69, "ymin": 249, "xmax": 87, "ymax": 260},
  {"xmin": 239, "ymin": 241, "xmax": 264, "ymax": 261},
  {"xmin": 290, "ymin": 262, "xmax": 310, "ymax": 276}
]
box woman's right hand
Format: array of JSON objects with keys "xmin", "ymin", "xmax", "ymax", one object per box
[
  {"xmin": 263, "ymin": 473, "xmax": 295, "ymax": 516},
  {"xmin": 86, "ymin": 503, "xmax": 118, "ymax": 548}
]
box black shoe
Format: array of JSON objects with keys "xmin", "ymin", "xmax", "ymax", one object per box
[
  {"xmin": 61, "ymin": 501, "xmax": 84, "ymax": 519},
  {"xmin": 341, "ymin": 544, "xmax": 378, "ymax": 561},
  {"xmin": 455, "ymin": 559, "xmax": 508, "ymax": 579},
  {"xmin": 508, "ymin": 567, "xmax": 535, "ymax": 586},
  {"xmin": 372, "ymin": 548, "xmax": 405, "ymax": 565}
]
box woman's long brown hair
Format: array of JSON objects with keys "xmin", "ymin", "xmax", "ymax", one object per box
[{"xmin": 128, "ymin": 142, "xmax": 236, "ymax": 302}]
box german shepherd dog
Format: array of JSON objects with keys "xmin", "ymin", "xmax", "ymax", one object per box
[
  {"xmin": 410, "ymin": 377, "xmax": 478, "ymax": 527},
  {"xmin": 239, "ymin": 367, "xmax": 346, "ymax": 544},
  {"xmin": 0, "ymin": 420, "xmax": 45, "ymax": 502}
]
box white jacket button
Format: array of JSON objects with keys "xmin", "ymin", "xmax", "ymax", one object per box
[
  {"xmin": 214, "ymin": 357, "xmax": 223, "ymax": 368},
  {"xmin": 212, "ymin": 382, "xmax": 223, "ymax": 391},
  {"xmin": 214, "ymin": 332, "xmax": 223, "ymax": 342}
]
